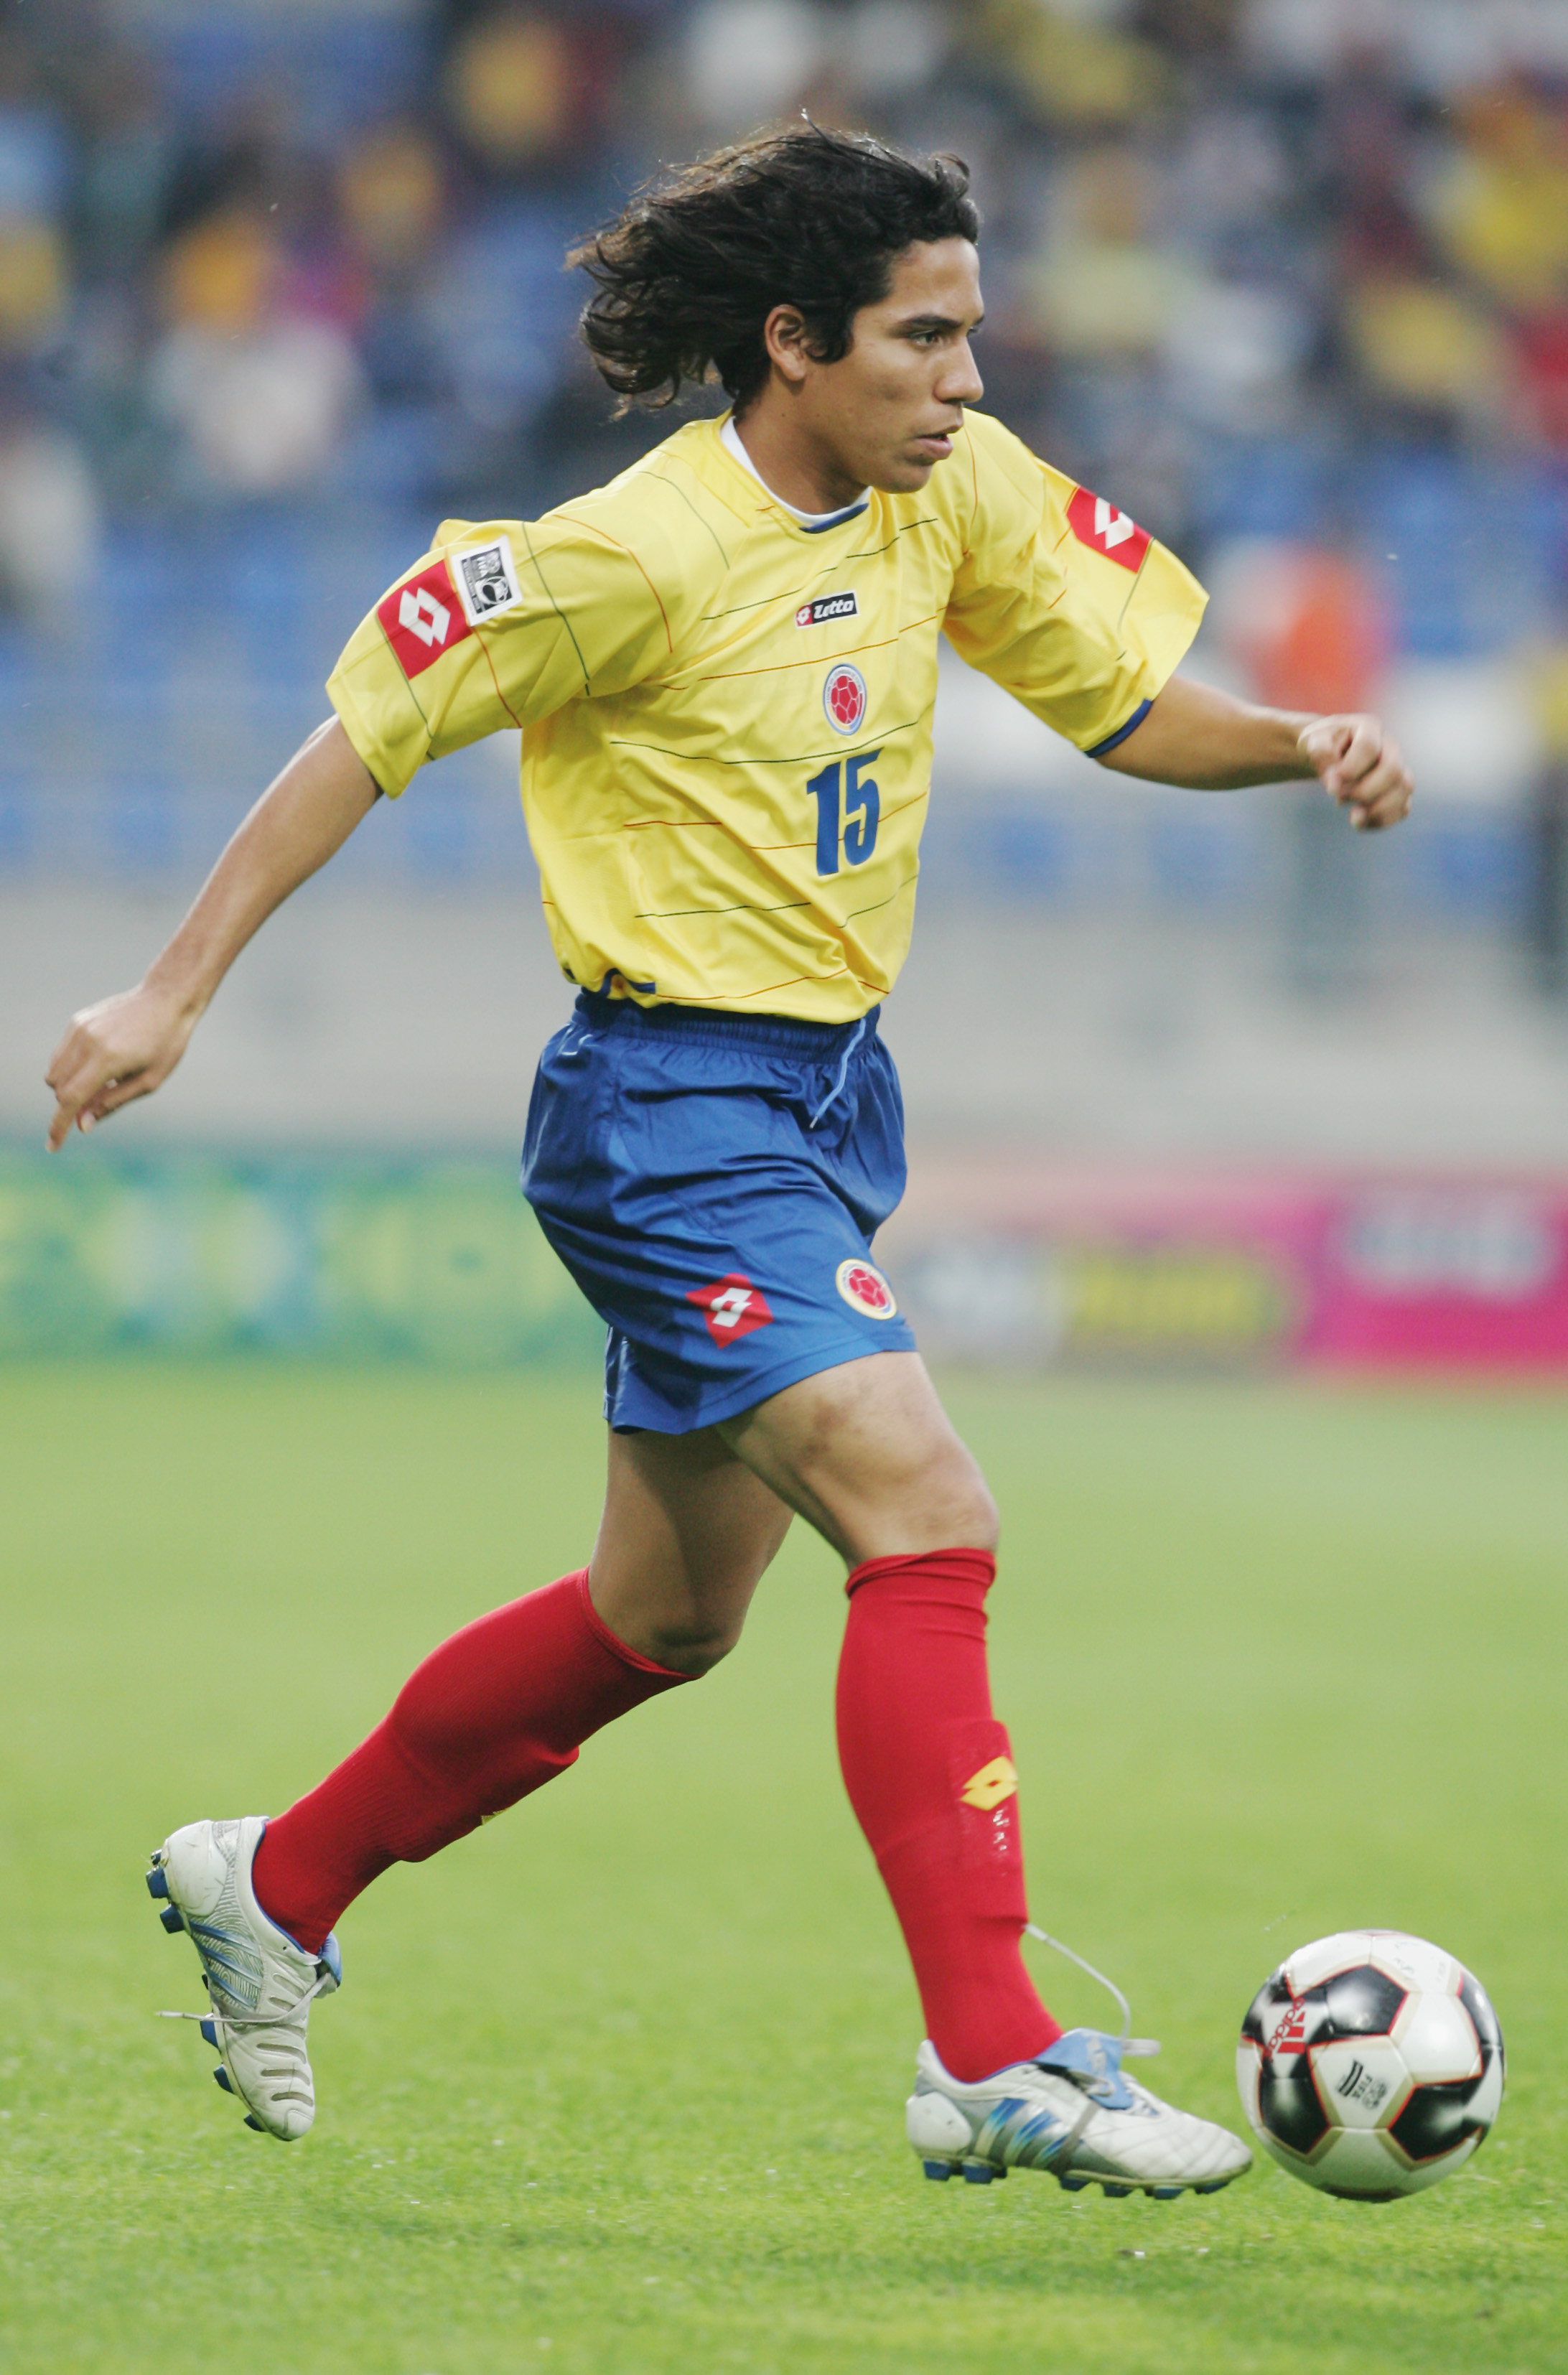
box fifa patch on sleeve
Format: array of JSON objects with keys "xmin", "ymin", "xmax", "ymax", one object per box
[
  {"xmin": 377, "ymin": 559, "xmax": 473, "ymax": 680},
  {"xmin": 451, "ymin": 533, "xmax": 523, "ymax": 624},
  {"xmin": 1067, "ymin": 486, "xmax": 1152, "ymax": 574}
]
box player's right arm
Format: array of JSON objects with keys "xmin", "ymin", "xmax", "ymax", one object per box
[
  {"xmin": 45, "ymin": 717, "xmax": 378, "ymax": 1149},
  {"xmin": 47, "ymin": 498, "xmax": 678, "ymax": 1149}
]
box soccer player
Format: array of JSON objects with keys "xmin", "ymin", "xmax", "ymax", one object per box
[{"xmin": 46, "ymin": 129, "xmax": 1412, "ymax": 2192}]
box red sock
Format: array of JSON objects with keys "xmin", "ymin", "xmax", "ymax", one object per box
[
  {"xmin": 251, "ymin": 1571, "xmax": 687, "ymax": 1953},
  {"xmin": 836, "ymin": 1548, "xmax": 1060, "ymax": 2083}
]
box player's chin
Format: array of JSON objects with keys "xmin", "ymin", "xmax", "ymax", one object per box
[{"xmin": 877, "ymin": 452, "xmax": 941, "ymax": 492}]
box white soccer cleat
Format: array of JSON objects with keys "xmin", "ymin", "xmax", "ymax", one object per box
[
  {"xmin": 146, "ymin": 1816, "xmax": 340, "ymax": 2142},
  {"xmin": 907, "ymin": 2029, "xmax": 1252, "ymax": 2198}
]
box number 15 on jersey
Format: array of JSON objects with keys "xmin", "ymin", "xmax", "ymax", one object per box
[{"xmin": 807, "ymin": 750, "xmax": 880, "ymax": 877}]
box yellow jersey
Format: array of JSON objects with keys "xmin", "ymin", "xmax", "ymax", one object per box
[{"xmin": 326, "ymin": 408, "xmax": 1205, "ymax": 1022}]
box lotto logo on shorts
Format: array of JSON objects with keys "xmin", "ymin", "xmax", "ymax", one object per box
[
  {"xmin": 1066, "ymin": 485, "xmax": 1151, "ymax": 574},
  {"xmin": 823, "ymin": 663, "xmax": 867, "ymax": 734},
  {"xmin": 687, "ymin": 1273, "xmax": 774, "ymax": 1345},
  {"xmin": 378, "ymin": 559, "xmax": 473, "ymax": 679},
  {"xmin": 836, "ymin": 1258, "xmax": 897, "ymax": 1318}
]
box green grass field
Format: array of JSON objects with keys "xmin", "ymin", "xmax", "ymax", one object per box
[{"xmin": 2, "ymin": 1363, "xmax": 1565, "ymax": 2375}]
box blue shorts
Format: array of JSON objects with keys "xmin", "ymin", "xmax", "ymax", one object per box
[{"xmin": 521, "ymin": 991, "xmax": 918, "ymax": 1433}]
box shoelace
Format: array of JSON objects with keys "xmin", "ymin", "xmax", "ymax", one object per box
[
  {"xmin": 1024, "ymin": 1923, "xmax": 1161, "ymax": 2162},
  {"xmin": 157, "ymin": 1966, "xmax": 336, "ymax": 2029},
  {"xmin": 1025, "ymin": 1922, "xmax": 1160, "ymax": 2062}
]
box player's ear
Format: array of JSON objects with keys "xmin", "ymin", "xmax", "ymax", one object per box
[{"xmin": 762, "ymin": 303, "xmax": 814, "ymax": 385}]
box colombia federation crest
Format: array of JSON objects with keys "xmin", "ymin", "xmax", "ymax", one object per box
[
  {"xmin": 823, "ymin": 663, "xmax": 867, "ymax": 734},
  {"xmin": 836, "ymin": 1258, "xmax": 897, "ymax": 1318}
]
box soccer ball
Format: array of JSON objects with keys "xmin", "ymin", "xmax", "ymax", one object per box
[{"xmin": 1236, "ymin": 1929, "xmax": 1503, "ymax": 2200}]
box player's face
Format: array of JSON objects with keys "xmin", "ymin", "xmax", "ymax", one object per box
[{"xmin": 816, "ymin": 238, "xmax": 985, "ymax": 494}]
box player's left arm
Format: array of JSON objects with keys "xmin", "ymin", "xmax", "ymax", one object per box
[{"xmin": 1094, "ymin": 673, "xmax": 1414, "ymax": 831}]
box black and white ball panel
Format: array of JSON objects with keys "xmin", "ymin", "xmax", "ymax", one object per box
[
  {"xmin": 1389, "ymin": 2069, "xmax": 1501, "ymax": 2165},
  {"xmin": 1237, "ymin": 1929, "xmax": 1503, "ymax": 2198}
]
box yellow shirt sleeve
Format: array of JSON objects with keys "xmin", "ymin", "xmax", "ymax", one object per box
[
  {"xmin": 326, "ymin": 509, "xmax": 676, "ymax": 796},
  {"xmin": 943, "ymin": 411, "xmax": 1207, "ymax": 754}
]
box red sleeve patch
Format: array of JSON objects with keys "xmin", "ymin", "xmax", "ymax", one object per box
[
  {"xmin": 376, "ymin": 558, "xmax": 474, "ymax": 680},
  {"xmin": 1066, "ymin": 485, "xmax": 1152, "ymax": 575}
]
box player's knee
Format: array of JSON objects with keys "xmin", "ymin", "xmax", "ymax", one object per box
[
  {"xmin": 943, "ymin": 1458, "xmax": 999, "ymax": 1554},
  {"xmin": 645, "ymin": 1619, "xmax": 741, "ymax": 1678},
  {"xmin": 900, "ymin": 1437, "xmax": 998, "ymax": 1554},
  {"xmin": 968, "ymin": 1478, "xmax": 1001, "ymax": 1553}
]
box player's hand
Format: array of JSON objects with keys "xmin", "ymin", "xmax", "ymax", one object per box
[
  {"xmin": 45, "ymin": 981, "xmax": 200, "ymax": 1151},
  {"xmin": 1297, "ymin": 713, "xmax": 1414, "ymax": 832}
]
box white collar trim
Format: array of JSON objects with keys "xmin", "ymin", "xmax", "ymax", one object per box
[{"xmin": 721, "ymin": 416, "xmax": 869, "ymax": 529}]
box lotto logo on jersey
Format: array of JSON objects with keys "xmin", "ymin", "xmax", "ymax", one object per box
[
  {"xmin": 795, "ymin": 592, "xmax": 859, "ymax": 627},
  {"xmin": 823, "ymin": 663, "xmax": 867, "ymax": 734},
  {"xmin": 377, "ymin": 559, "xmax": 474, "ymax": 680},
  {"xmin": 836, "ymin": 1258, "xmax": 897, "ymax": 1317},
  {"xmin": 1067, "ymin": 485, "xmax": 1152, "ymax": 574},
  {"xmin": 687, "ymin": 1273, "xmax": 774, "ymax": 1345}
]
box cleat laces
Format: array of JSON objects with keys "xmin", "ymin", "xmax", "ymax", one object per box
[
  {"xmin": 1023, "ymin": 1923, "xmax": 1162, "ymax": 2160},
  {"xmin": 157, "ymin": 1966, "xmax": 337, "ymax": 2029}
]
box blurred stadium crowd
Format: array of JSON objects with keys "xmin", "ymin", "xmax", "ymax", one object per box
[
  {"xmin": 3, "ymin": 0, "xmax": 1568, "ymax": 974},
  {"xmin": 6, "ymin": 1, "xmax": 1568, "ymax": 530}
]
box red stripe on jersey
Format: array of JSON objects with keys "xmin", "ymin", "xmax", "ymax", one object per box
[
  {"xmin": 1066, "ymin": 485, "xmax": 1152, "ymax": 574},
  {"xmin": 377, "ymin": 559, "xmax": 473, "ymax": 680}
]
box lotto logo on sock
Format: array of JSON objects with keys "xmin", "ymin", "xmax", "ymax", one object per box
[
  {"xmin": 687, "ymin": 1273, "xmax": 774, "ymax": 1345},
  {"xmin": 960, "ymin": 1755, "xmax": 1018, "ymax": 1812},
  {"xmin": 836, "ymin": 1258, "xmax": 897, "ymax": 1318}
]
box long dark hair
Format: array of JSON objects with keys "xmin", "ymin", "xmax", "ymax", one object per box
[{"xmin": 569, "ymin": 123, "xmax": 979, "ymax": 415}]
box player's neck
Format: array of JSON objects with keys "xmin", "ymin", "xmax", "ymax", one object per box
[{"xmin": 728, "ymin": 399, "xmax": 869, "ymax": 520}]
